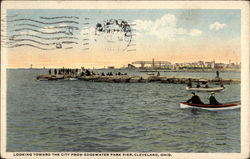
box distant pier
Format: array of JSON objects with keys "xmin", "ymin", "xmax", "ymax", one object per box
[{"xmin": 36, "ymin": 74, "xmax": 240, "ymax": 84}]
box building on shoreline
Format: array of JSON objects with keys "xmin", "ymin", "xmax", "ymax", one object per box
[{"xmin": 129, "ymin": 59, "xmax": 240, "ymax": 71}]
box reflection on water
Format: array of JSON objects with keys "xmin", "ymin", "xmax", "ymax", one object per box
[{"xmin": 7, "ymin": 69, "xmax": 240, "ymax": 152}]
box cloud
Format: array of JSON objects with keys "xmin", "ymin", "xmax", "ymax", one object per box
[
  {"xmin": 209, "ymin": 22, "xmax": 227, "ymax": 31},
  {"xmin": 189, "ymin": 29, "xmax": 202, "ymax": 36},
  {"xmin": 134, "ymin": 13, "xmax": 202, "ymax": 40}
]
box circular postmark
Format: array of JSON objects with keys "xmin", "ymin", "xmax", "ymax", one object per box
[{"xmin": 95, "ymin": 19, "xmax": 133, "ymax": 52}]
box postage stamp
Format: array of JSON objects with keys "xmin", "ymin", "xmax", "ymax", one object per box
[{"xmin": 1, "ymin": 1, "xmax": 249, "ymax": 159}]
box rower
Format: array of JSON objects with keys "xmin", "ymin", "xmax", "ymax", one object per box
[
  {"xmin": 186, "ymin": 92, "xmax": 204, "ymax": 104},
  {"xmin": 205, "ymin": 83, "xmax": 209, "ymax": 88},
  {"xmin": 187, "ymin": 80, "xmax": 192, "ymax": 88},
  {"xmin": 209, "ymin": 92, "xmax": 221, "ymax": 105},
  {"xmin": 196, "ymin": 82, "xmax": 200, "ymax": 88}
]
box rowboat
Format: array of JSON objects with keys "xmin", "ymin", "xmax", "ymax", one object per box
[
  {"xmin": 180, "ymin": 102, "xmax": 240, "ymax": 111},
  {"xmin": 186, "ymin": 86, "xmax": 224, "ymax": 92},
  {"xmin": 69, "ymin": 77, "xmax": 78, "ymax": 81}
]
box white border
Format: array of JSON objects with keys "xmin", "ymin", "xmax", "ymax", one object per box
[{"xmin": 1, "ymin": 1, "xmax": 249, "ymax": 159}]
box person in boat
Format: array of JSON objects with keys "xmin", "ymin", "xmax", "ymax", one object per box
[
  {"xmin": 220, "ymin": 82, "xmax": 224, "ymax": 88},
  {"xmin": 187, "ymin": 81, "xmax": 192, "ymax": 87},
  {"xmin": 205, "ymin": 83, "xmax": 209, "ymax": 88},
  {"xmin": 209, "ymin": 92, "xmax": 221, "ymax": 105},
  {"xmin": 196, "ymin": 82, "xmax": 200, "ymax": 88},
  {"xmin": 186, "ymin": 92, "xmax": 204, "ymax": 104},
  {"xmin": 187, "ymin": 78, "xmax": 192, "ymax": 87}
]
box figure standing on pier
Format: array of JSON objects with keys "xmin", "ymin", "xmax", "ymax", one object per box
[
  {"xmin": 216, "ymin": 71, "xmax": 219, "ymax": 78},
  {"xmin": 187, "ymin": 78, "xmax": 192, "ymax": 87}
]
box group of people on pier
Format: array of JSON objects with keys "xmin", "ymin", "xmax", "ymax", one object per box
[
  {"xmin": 102, "ymin": 72, "xmax": 127, "ymax": 76},
  {"xmin": 48, "ymin": 67, "xmax": 128, "ymax": 77},
  {"xmin": 48, "ymin": 68, "xmax": 80, "ymax": 75}
]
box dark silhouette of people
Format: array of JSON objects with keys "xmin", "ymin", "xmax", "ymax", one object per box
[
  {"xmin": 196, "ymin": 82, "xmax": 200, "ymax": 88},
  {"xmin": 48, "ymin": 69, "xmax": 51, "ymax": 75},
  {"xmin": 209, "ymin": 92, "xmax": 221, "ymax": 105},
  {"xmin": 157, "ymin": 72, "xmax": 160, "ymax": 76},
  {"xmin": 186, "ymin": 92, "xmax": 204, "ymax": 104},
  {"xmin": 91, "ymin": 71, "xmax": 96, "ymax": 75},
  {"xmin": 85, "ymin": 69, "xmax": 91, "ymax": 76},
  {"xmin": 54, "ymin": 69, "xmax": 57, "ymax": 75},
  {"xmin": 187, "ymin": 81, "xmax": 192, "ymax": 87},
  {"xmin": 187, "ymin": 78, "xmax": 192, "ymax": 87},
  {"xmin": 81, "ymin": 71, "xmax": 85, "ymax": 76},
  {"xmin": 220, "ymin": 82, "xmax": 224, "ymax": 88},
  {"xmin": 216, "ymin": 71, "xmax": 219, "ymax": 78},
  {"xmin": 205, "ymin": 84, "xmax": 209, "ymax": 88}
]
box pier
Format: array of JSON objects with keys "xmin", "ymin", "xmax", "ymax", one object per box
[{"xmin": 36, "ymin": 74, "xmax": 240, "ymax": 84}]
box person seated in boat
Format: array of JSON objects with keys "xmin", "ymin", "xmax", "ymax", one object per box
[
  {"xmin": 186, "ymin": 92, "xmax": 204, "ymax": 104},
  {"xmin": 220, "ymin": 82, "xmax": 224, "ymax": 88},
  {"xmin": 196, "ymin": 82, "xmax": 201, "ymax": 88},
  {"xmin": 187, "ymin": 81, "xmax": 192, "ymax": 87},
  {"xmin": 205, "ymin": 83, "xmax": 209, "ymax": 88},
  {"xmin": 209, "ymin": 92, "xmax": 221, "ymax": 105}
]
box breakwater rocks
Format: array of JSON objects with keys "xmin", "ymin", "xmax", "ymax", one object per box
[{"xmin": 37, "ymin": 74, "xmax": 240, "ymax": 84}]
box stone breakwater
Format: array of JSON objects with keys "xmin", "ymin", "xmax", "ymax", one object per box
[{"xmin": 36, "ymin": 74, "xmax": 240, "ymax": 84}]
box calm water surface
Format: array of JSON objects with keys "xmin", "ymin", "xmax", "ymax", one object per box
[{"xmin": 7, "ymin": 69, "xmax": 240, "ymax": 152}]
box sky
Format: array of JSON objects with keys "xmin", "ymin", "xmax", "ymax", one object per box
[{"xmin": 4, "ymin": 9, "xmax": 241, "ymax": 68}]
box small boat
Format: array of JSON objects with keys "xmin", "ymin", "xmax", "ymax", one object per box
[
  {"xmin": 186, "ymin": 86, "xmax": 224, "ymax": 92},
  {"xmin": 180, "ymin": 102, "xmax": 240, "ymax": 111},
  {"xmin": 69, "ymin": 78, "xmax": 78, "ymax": 81}
]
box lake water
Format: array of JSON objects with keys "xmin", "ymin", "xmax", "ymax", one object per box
[{"xmin": 6, "ymin": 69, "xmax": 240, "ymax": 152}]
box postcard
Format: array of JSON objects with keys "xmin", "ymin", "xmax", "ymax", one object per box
[{"xmin": 1, "ymin": 1, "xmax": 249, "ymax": 159}]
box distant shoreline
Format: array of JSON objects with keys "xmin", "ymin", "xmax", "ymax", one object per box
[{"xmin": 7, "ymin": 68, "xmax": 241, "ymax": 73}]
